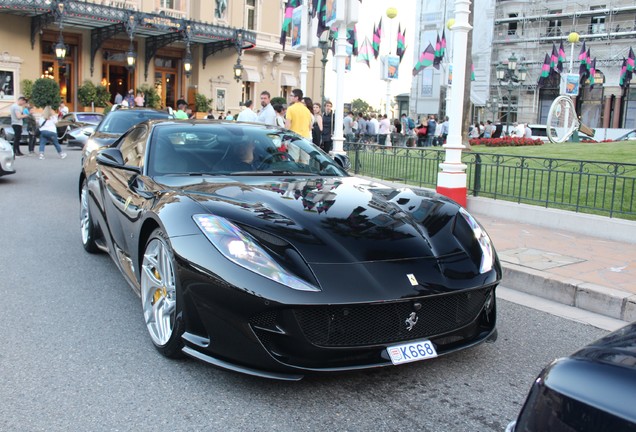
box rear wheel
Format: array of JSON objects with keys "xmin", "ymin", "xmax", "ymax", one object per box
[
  {"xmin": 546, "ymin": 95, "xmax": 579, "ymax": 143},
  {"xmin": 80, "ymin": 179, "xmax": 99, "ymax": 253},
  {"xmin": 141, "ymin": 229, "xmax": 184, "ymax": 358}
]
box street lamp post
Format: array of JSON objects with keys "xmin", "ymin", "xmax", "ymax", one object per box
[
  {"xmin": 318, "ymin": 33, "xmax": 331, "ymax": 109},
  {"xmin": 496, "ymin": 53, "xmax": 527, "ymax": 136}
]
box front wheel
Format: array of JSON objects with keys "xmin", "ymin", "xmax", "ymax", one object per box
[
  {"xmin": 546, "ymin": 95, "xmax": 579, "ymax": 143},
  {"xmin": 80, "ymin": 179, "xmax": 100, "ymax": 253},
  {"xmin": 140, "ymin": 229, "xmax": 184, "ymax": 358}
]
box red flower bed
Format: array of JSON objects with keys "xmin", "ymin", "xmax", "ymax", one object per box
[{"xmin": 469, "ymin": 137, "xmax": 544, "ymax": 147}]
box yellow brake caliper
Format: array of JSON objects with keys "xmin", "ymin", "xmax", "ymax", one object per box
[{"xmin": 152, "ymin": 268, "xmax": 166, "ymax": 304}]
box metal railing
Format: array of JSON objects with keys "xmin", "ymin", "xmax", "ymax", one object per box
[{"xmin": 348, "ymin": 143, "xmax": 636, "ymax": 219}]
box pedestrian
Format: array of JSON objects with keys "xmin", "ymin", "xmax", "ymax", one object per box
[
  {"xmin": 415, "ymin": 118, "xmax": 428, "ymax": 147},
  {"xmin": 391, "ymin": 118, "xmax": 403, "ymax": 147},
  {"xmin": 37, "ymin": 106, "xmax": 66, "ymax": 160},
  {"xmin": 321, "ymin": 100, "xmax": 335, "ymax": 152},
  {"xmin": 237, "ymin": 99, "xmax": 258, "ymax": 122},
  {"xmin": 356, "ymin": 113, "xmax": 367, "ymax": 143},
  {"xmin": 484, "ymin": 120, "xmax": 493, "ymax": 138},
  {"xmin": 114, "ymin": 91, "xmax": 123, "ymax": 105},
  {"xmin": 378, "ymin": 114, "xmax": 390, "ymax": 145},
  {"xmin": 524, "ymin": 123, "xmax": 532, "ymax": 138},
  {"xmin": 256, "ymin": 91, "xmax": 276, "ymax": 125},
  {"xmin": 174, "ymin": 102, "xmax": 189, "ymax": 119},
  {"xmin": 311, "ymin": 102, "xmax": 323, "ymax": 148},
  {"xmin": 206, "ymin": 110, "xmax": 215, "ymax": 119},
  {"xmin": 10, "ymin": 96, "xmax": 27, "ymax": 156},
  {"xmin": 124, "ymin": 89, "xmax": 135, "ymax": 107},
  {"xmin": 285, "ymin": 88, "xmax": 312, "ymax": 139},
  {"xmin": 470, "ymin": 122, "xmax": 481, "ymax": 139},
  {"xmin": 438, "ymin": 116, "xmax": 449, "ymax": 145},
  {"xmin": 225, "ymin": 111, "xmax": 234, "ymax": 121},
  {"xmin": 58, "ymin": 101, "xmax": 69, "ymax": 117},
  {"xmin": 343, "ymin": 111, "xmax": 354, "ymax": 145},
  {"xmin": 274, "ymin": 104, "xmax": 286, "ymax": 128},
  {"xmin": 425, "ymin": 114, "xmax": 437, "ymax": 147},
  {"xmin": 24, "ymin": 105, "xmax": 38, "ymax": 155},
  {"xmin": 514, "ymin": 121, "xmax": 525, "ymax": 138},
  {"xmin": 369, "ymin": 113, "xmax": 379, "ymax": 143},
  {"xmin": 186, "ymin": 107, "xmax": 195, "ymax": 119},
  {"xmin": 134, "ymin": 91, "xmax": 144, "ymax": 107}
]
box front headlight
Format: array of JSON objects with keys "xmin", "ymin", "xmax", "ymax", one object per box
[
  {"xmin": 193, "ymin": 214, "xmax": 320, "ymax": 292},
  {"xmin": 458, "ymin": 208, "xmax": 494, "ymax": 274}
]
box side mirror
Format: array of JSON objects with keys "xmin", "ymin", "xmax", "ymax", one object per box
[{"xmin": 96, "ymin": 148, "xmax": 141, "ymax": 174}]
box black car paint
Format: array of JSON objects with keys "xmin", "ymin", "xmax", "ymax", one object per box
[
  {"xmin": 81, "ymin": 121, "xmax": 501, "ymax": 379},
  {"xmin": 511, "ymin": 322, "xmax": 636, "ymax": 432}
]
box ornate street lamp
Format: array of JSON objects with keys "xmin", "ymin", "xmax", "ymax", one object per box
[
  {"xmin": 54, "ymin": 34, "xmax": 67, "ymax": 64},
  {"xmin": 183, "ymin": 24, "xmax": 193, "ymax": 78},
  {"xmin": 125, "ymin": 14, "xmax": 138, "ymax": 71},
  {"xmin": 233, "ymin": 29, "xmax": 244, "ymax": 83},
  {"xmin": 318, "ymin": 31, "xmax": 331, "ymax": 108},
  {"xmin": 496, "ymin": 53, "xmax": 527, "ymax": 135}
]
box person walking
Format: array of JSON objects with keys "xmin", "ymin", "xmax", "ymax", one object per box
[
  {"xmin": 378, "ymin": 114, "xmax": 390, "ymax": 145},
  {"xmin": 484, "ymin": 120, "xmax": 493, "ymax": 138},
  {"xmin": 321, "ymin": 100, "xmax": 335, "ymax": 152},
  {"xmin": 256, "ymin": 91, "xmax": 276, "ymax": 125},
  {"xmin": 24, "ymin": 105, "xmax": 38, "ymax": 155},
  {"xmin": 38, "ymin": 106, "xmax": 66, "ymax": 160},
  {"xmin": 285, "ymin": 88, "xmax": 312, "ymax": 139},
  {"xmin": 425, "ymin": 114, "xmax": 437, "ymax": 147},
  {"xmin": 343, "ymin": 111, "xmax": 354, "ymax": 146},
  {"xmin": 311, "ymin": 102, "xmax": 323, "ymax": 148},
  {"xmin": 237, "ymin": 99, "xmax": 258, "ymax": 122},
  {"xmin": 174, "ymin": 102, "xmax": 189, "ymax": 119},
  {"xmin": 10, "ymin": 96, "xmax": 27, "ymax": 156},
  {"xmin": 274, "ymin": 104, "xmax": 286, "ymax": 128},
  {"xmin": 134, "ymin": 91, "xmax": 145, "ymax": 107},
  {"xmin": 438, "ymin": 116, "xmax": 449, "ymax": 145}
]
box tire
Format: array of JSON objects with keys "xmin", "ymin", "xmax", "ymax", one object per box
[
  {"xmin": 546, "ymin": 95, "xmax": 579, "ymax": 143},
  {"xmin": 140, "ymin": 229, "xmax": 184, "ymax": 358},
  {"xmin": 80, "ymin": 179, "xmax": 100, "ymax": 253}
]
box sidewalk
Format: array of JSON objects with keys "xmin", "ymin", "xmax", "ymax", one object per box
[{"xmin": 469, "ymin": 197, "xmax": 636, "ymax": 323}]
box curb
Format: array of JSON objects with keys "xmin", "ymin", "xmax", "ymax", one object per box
[{"xmin": 502, "ymin": 262, "xmax": 636, "ymax": 322}]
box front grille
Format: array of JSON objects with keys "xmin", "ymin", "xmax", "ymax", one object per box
[{"xmin": 293, "ymin": 288, "xmax": 492, "ymax": 347}]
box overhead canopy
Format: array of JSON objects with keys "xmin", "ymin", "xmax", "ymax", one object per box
[
  {"xmin": 0, "ymin": 0, "xmax": 256, "ymax": 79},
  {"xmin": 242, "ymin": 68, "xmax": 261, "ymax": 83},
  {"xmin": 281, "ymin": 73, "xmax": 298, "ymax": 87}
]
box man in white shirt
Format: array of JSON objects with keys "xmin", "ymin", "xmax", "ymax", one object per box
[
  {"xmin": 237, "ymin": 99, "xmax": 258, "ymax": 122},
  {"xmin": 378, "ymin": 114, "xmax": 390, "ymax": 145},
  {"xmin": 513, "ymin": 122, "xmax": 525, "ymax": 138},
  {"xmin": 256, "ymin": 91, "xmax": 276, "ymax": 125},
  {"xmin": 369, "ymin": 114, "xmax": 379, "ymax": 143}
]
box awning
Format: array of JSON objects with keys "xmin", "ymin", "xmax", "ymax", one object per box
[
  {"xmin": 281, "ymin": 73, "xmax": 298, "ymax": 87},
  {"xmin": 242, "ymin": 68, "xmax": 261, "ymax": 83}
]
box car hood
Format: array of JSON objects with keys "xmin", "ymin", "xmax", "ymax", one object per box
[
  {"xmin": 156, "ymin": 175, "xmax": 483, "ymax": 267},
  {"xmin": 571, "ymin": 321, "xmax": 636, "ymax": 370}
]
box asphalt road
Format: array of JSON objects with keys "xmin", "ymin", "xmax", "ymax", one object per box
[{"xmin": 0, "ymin": 149, "xmax": 609, "ymax": 432}]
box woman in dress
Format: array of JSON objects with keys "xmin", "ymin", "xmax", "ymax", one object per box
[{"xmin": 311, "ymin": 102, "xmax": 323, "ymax": 148}]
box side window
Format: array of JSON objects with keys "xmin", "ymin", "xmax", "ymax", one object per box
[{"xmin": 119, "ymin": 126, "xmax": 147, "ymax": 167}]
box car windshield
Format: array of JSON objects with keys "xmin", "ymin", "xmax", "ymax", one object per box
[
  {"xmin": 147, "ymin": 123, "xmax": 348, "ymax": 177},
  {"xmin": 98, "ymin": 110, "xmax": 171, "ymax": 134},
  {"xmin": 74, "ymin": 113, "xmax": 103, "ymax": 123}
]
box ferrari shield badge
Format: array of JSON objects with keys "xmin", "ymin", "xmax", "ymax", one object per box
[{"xmin": 407, "ymin": 274, "xmax": 418, "ymax": 286}]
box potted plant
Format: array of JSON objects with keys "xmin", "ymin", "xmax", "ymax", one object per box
[
  {"xmin": 30, "ymin": 78, "xmax": 61, "ymax": 110},
  {"xmin": 94, "ymin": 84, "xmax": 111, "ymax": 111},
  {"xmin": 194, "ymin": 93, "xmax": 213, "ymax": 118},
  {"xmin": 77, "ymin": 80, "xmax": 98, "ymax": 111},
  {"xmin": 138, "ymin": 83, "xmax": 161, "ymax": 109}
]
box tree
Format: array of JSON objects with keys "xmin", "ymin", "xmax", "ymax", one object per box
[
  {"xmin": 21, "ymin": 79, "xmax": 33, "ymax": 100},
  {"xmin": 30, "ymin": 78, "xmax": 61, "ymax": 110},
  {"xmin": 350, "ymin": 98, "xmax": 375, "ymax": 116},
  {"xmin": 77, "ymin": 80, "xmax": 97, "ymax": 107}
]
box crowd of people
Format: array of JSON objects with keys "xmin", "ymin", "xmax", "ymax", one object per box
[{"xmin": 8, "ymin": 96, "xmax": 67, "ymax": 159}]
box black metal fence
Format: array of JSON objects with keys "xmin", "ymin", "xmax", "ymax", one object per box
[{"xmin": 348, "ymin": 144, "xmax": 636, "ymax": 219}]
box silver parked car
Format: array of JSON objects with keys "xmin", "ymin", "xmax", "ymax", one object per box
[{"xmin": 0, "ymin": 137, "xmax": 16, "ymax": 177}]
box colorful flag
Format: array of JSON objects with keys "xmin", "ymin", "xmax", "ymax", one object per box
[
  {"xmin": 440, "ymin": 29, "xmax": 446, "ymax": 57},
  {"xmin": 579, "ymin": 47, "xmax": 591, "ymax": 83},
  {"xmin": 537, "ymin": 53, "xmax": 551, "ymax": 87},
  {"xmin": 578, "ymin": 41, "xmax": 587, "ymax": 62},
  {"xmin": 347, "ymin": 26, "xmax": 358, "ymax": 56},
  {"xmin": 628, "ymin": 47, "xmax": 635, "ymax": 73},
  {"xmin": 412, "ymin": 42, "xmax": 435, "ymax": 76},
  {"xmin": 550, "ymin": 43, "xmax": 558, "ymax": 70},
  {"xmin": 589, "ymin": 58, "xmax": 596, "ymax": 88},
  {"xmin": 396, "ymin": 24, "xmax": 406, "ymax": 63},
  {"xmin": 619, "ymin": 58, "xmax": 628, "ymax": 88},
  {"xmin": 433, "ymin": 34, "xmax": 442, "ymax": 70},
  {"xmin": 312, "ymin": 0, "xmax": 328, "ymax": 37},
  {"xmin": 621, "ymin": 47, "xmax": 635, "ymax": 88},
  {"xmin": 471, "ymin": 63, "xmax": 475, "ymax": 81},
  {"xmin": 557, "ymin": 42, "xmax": 566, "ymax": 73},
  {"xmin": 357, "ymin": 36, "xmax": 373, "ymax": 68},
  {"xmin": 372, "ymin": 18, "xmax": 382, "ymax": 59},
  {"xmin": 279, "ymin": 0, "xmax": 300, "ymax": 50}
]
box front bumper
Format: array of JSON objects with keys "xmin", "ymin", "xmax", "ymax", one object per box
[{"xmin": 0, "ymin": 151, "xmax": 15, "ymax": 176}]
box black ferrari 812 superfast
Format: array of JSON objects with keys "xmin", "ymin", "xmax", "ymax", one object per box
[{"xmin": 79, "ymin": 120, "xmax": 501, "ymax": 380}]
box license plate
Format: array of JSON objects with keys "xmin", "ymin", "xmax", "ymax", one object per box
[{"xmin": 387, "ymin": 340, "xmax": 438, "ymax": 365}]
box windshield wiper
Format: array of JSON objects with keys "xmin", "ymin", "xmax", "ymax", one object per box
[{"xmin": 228, "ymin": 170, "xmax": 318, "ymax": 176}]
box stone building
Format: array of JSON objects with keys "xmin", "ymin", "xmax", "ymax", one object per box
[{"xmin": 0, "ymin": 0, "xmax": 323, "ymax": 116}]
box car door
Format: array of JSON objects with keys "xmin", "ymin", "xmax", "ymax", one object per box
[{"xmin": 99, "ymin": 125, "xmax": 150, "ymax": 270}]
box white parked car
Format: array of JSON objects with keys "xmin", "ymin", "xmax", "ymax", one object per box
[{"xmin": 0, "ymin": 137, "xmax": 16, "ymax": 177}]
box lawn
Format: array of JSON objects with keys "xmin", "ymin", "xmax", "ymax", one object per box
[{"xmin": 468, "ymin": 140, "xmax": 636, "ymax": 164}]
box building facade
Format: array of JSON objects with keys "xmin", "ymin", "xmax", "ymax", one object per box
[
  {"xmin": 411, "ymin": 0, "xmax": 636, "ymax": 129},
  {"xmin": 0, "ymin": 0, "xmax": 323, "ymax": 116}
]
